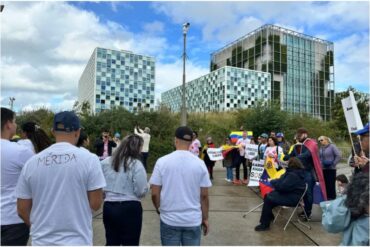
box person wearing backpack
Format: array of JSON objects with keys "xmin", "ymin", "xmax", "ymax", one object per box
[{"xmin": 318, "ymin": 136, "xmax": 341, "ymax": 200}]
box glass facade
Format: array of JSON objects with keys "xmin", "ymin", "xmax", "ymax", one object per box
[
  {"xmin": 78, "ymin": 47, "xmax": 155, "ymax": 113},
  {"xmin": 161, "ymin": 66, "xmax": 271, "ymax": 112},
  {"xmin": 210, "ymin": 24, "xmax": 334, "ymax": 120}
]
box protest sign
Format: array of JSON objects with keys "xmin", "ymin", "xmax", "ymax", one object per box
[
  {"xmin": 207, "ymin": 148, "xmax": 224, "ymax": 161},
  {"xmin": 248, "ymin": 160, "xmax": 264, "ymax": 187},
  {"xmin": 341, "ymin": 91, "xmax": 363, "ymax": 133},
  {"xmin": 245, "ymin": 144, "xmax": 259, "ymax": 159}
]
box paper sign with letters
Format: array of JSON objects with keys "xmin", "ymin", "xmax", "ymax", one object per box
[
  {"xmin": 248, "ymin": 160, "xmax": 265, "ymax": 187},
  {"xmin": 206, "ymin": 148, "xmax": 224, "ymax": 161},
  {"xmin": 341, "ymin": 91, "xmax": 363, "ymax": 133},
  {"xmin": 245, "ymin": 144, "xmax": 259, "ymax": 159}
]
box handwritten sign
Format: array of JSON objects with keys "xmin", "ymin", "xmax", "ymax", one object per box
[
  {"xmin": 248, "ymin": 160, "xmax": 264, "ymax": 187},
  {"xmin": 245, "ymin": 144, "xmax": 259, "ymax": 159},
  {"xmin": 206, "ymin": 148, "xmax": 224, "ymax": 161}
]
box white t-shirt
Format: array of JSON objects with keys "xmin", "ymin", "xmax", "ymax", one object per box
[
  {"xmin": 15, "ymin": 142, "xmax": 106, "ymax": 245},
  {"xmin": 1, "ymin": 139, "xmax": 34, "ymax": 225},
  {"xmin": 236, "ymin": 138, "xmax": 251, "ymax": 156},
  {"xmin": 264, "ymin": 146, "xmax": 284, "ymax": 164},
  {"xmin": 18, "ymin": 139, "xmax": 36, "ymax": 154},
  {"xmin": 149, "ymin": 150, "xmax": 212, "ymax": 227}
]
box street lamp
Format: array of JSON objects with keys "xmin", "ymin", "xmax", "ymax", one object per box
[
  {"xmin": 181, "ymin": 22, "xmax": 190, "ymax": 126},
  {"xmin": 9, "ymin": 97, "xmax": 15, "ymax": 110}
]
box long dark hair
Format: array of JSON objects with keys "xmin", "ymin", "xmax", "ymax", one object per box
[
  {"xmin": 21, "ymin": 122, "xmax": 52, "ymax": 153},
  {"xmin": 111, "ymin": 134, "xmax": 143, "ymax": 172},
  {"xmin": 76, "ymin": 129, "xmax": 88, "ymax": 147},
  {"xmin": 345, "ymin": 173, "xmax": 369, "ymax": 219}
]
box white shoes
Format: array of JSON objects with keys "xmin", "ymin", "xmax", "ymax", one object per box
[{"xmin": 224, "ymin": 178, "xmax": 232, "ymax": 182}]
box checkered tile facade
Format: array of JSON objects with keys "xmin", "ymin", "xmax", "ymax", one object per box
[
  {"xmin": 78, "ymin": 47, "xmax": 155, "ymax": 113},
  {"xmin": 161, "ymin": 66, "xmax": 271, "ymax": 112}
]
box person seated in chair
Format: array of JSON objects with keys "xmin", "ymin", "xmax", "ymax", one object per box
[{"xmin": 255, "ymin": 157, "xmax": 306, "ymax": 231}]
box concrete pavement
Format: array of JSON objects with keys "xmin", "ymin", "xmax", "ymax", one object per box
[{"xmin": 92, "ymin": 162, "xmax": 351, "ymax": 245}]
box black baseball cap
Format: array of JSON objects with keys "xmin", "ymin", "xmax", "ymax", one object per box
[
  {"xmin": 175, "ymin": 126, "xmax": 193, "ymax": 142},
  {"xmin": 53, "ymin": 111, "xmax": 80, "ymax": 132}
]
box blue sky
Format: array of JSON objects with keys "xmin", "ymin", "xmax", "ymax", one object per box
[{"xmin": 1, "ymin": 1, "xmax": 369, "ymax": 112}]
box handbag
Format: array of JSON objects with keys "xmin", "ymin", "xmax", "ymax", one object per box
[{"xmin": 320, "ymin": 195, "xmax": 350, "ymax": 233}]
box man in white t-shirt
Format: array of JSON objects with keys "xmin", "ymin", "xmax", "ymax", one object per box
[
  {"xmin": 234, "ymin": 131, "xmax": 251, "ymax": 185},
  {"xmin": 1, "ymin": 107, "xmax": 34, "ymax": 246},
  {"xmin": 150, "ymin": 126, "xmax": 212, "ymax": 246},
  {"xmin": 15, "ymin": 111, "xmax": 106, "ymax": 245}
]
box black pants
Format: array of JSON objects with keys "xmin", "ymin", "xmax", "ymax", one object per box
[
  {"xmin": 1, "ymin": 223, "xmax": 29, "ymax": 246},
  {"xmin": 260, "ymin": 192, "xmax": 299, "ymax": 226},
  {"xmin": 235, "ymin": 156, "xmax": 248, "ymax": 180},
  {"xmin": 141, "ymin": 152, "xmax": 149, "ymax": 171},
  {"xmin": 323, "ymin": 169, "xmax": 337, "ymax": 200},
  {"xmin": 103, "ymin": 201, "xmax": 143, "ymax": 246}
]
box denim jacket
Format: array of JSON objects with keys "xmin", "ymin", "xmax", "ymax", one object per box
[{"xmin": 101, "ymin": 157, "xmax": 148, "ymax": 199}]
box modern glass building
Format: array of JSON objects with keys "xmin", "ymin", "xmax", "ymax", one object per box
[
  {"xmin": 210, "ymin": 24, "xmax": 334, "ymax": 120},
  {"xmin": 78, "ymin": 47, "xmax": 155, "ymax": 113},
  {"xmin": 161, "ymin": 66, "xmax": 271, "ymax": 112}
]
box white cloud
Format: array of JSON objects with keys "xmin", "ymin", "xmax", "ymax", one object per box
[
  {"xmin": 143, "ymin": 21, "xmax": 165, "ymax": 34},
  {"xmin": 1, "ymin": 2, "xmax": 172, "ymax": 112}
]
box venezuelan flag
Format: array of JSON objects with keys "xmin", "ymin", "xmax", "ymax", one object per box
[{"xmin": 229, "ymin": 131, "xmax": 253, "ymax": 144}]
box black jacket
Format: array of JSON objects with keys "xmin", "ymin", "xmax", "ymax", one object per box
[
  {"xmin": 95, "ymin": 139, "xmax": 117, "ymax": 157},
  {"xmin": 268, "ymin": 168, "xmax": 306, "ymax": 205}
]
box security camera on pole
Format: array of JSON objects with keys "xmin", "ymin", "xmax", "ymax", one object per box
[{"xmin": 181, "ymin": 22, "xmax": 190, "ymax": 126}]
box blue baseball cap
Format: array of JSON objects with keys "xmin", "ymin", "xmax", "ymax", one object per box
[
  {"xmin": 53, "ymin": 111, "xmax": 80, "ymax": 132},
  {"xmin": 114, "ymin": 132, "xmax": 121, "ymax": 138},
  {"xmin": 276, "ymin": 132, "xmax": 284, "ymax": 138},
  {"xmin": 354, "ymin": 122, "xmax": 369, "ymax": 136}
]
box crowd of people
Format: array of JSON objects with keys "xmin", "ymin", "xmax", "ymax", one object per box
[{"xmin": 1, "ymin": 106, "xmax": 369, "ymax": 246}]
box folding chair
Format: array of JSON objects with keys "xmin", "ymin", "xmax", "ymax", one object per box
[{"xmin": 273, "ymin": 183, "xmax": 311, "ymax": 231}]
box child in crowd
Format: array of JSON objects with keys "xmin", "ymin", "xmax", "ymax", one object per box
[{"xmin": 336, "ymin": 174, "xmax": 349, "ymax": 196}]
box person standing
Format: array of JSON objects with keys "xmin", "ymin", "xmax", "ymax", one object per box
[
  {"xmin": 1, "ymin": 108, "xmax": 34, "ymax": 246},
  {"xmin": 18, "ymin": 121, "xmax": 52, "ymax": 154},
  {"xmin": 111, "ymin": 132, "xmax": 121, "ymax": 154},
  {"xmin": 189, "ymin": 131, "xmax": 202, "ymax": 157},
  {"xmin": 201, "ymin": 137, "xmax": 216, "ymax": 180},
  {"xmin": 134, "ymin": 126, "xmax": 151, "ymax": 171},
  {"xmin": 15, "ymin": 111, "xmax": 106, "ymax": 245},
  {"xmin": 222, "ymin": 138, "xmax": 235, "ymax": 182},
  {"xmin": 95, "ymin": 131, "xmax": 117, "ymax": 160},
  {"xmin": 257, "ymin": 133, "xmax": 268, "ymax": 161},
  {"xmin": 283, "ymin": 127, "xmax": 326, "ymax": 220},
  {"xmin": 101, "ymin": 134, "xmax": 148, "ymax": 246},
  {"xmin": 234, "ymin": 131, "xmax": 251, "ymax": 185},
  {"xmin": 352, "ymin": 123, "xmax": 369, "ymax": 173},
  {"xmin": 149, "ymin": 126, "xmax": 212, "ymax": 246},
  {"xmin": 276, "ymin": 132, "xmax": 291, "ymax": 153},
  {"xmin": 318, "ymin": 136, "xmax": 342, "ymax": 200},
  {"xmin": 264, "ymin": 137, "xmax": 284, "ymax": 165}
]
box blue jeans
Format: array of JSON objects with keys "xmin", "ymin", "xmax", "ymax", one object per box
[
  {"xmin": 226, "ymin": 167, "xmax": 233, "ymax": 180},
  {"xmin": 160, "ymin": 221, "xmax": 201, "ymax": 246},
  {"xmin": 303, "ymin": 170, "xmax": 315, "ymax": 216}
]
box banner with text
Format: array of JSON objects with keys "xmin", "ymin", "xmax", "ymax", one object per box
[
  {"xmin": 248, "ymin": 160, "xmax": 265, "ymax": 187},
  {"xmin": 245, "ymin": 144, "xmax": 259, "ymax": 159},
  {"xmin": 207, "ymin": 148, "xmax": 224, "ymax": 161},
  {"xmin": 341, "ymin": 91, "xmax": 363, "ymax": 133}
]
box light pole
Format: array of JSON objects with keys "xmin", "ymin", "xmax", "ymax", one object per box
[
  {"xmin": 9, "ymin": 97, "xmax": 15, "ymax": 110},
  {"xmin": 181, "ymin": 22, "xmax": 190, "ymax": 126}
]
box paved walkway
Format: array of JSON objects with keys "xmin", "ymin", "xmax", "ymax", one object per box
[{"xmin": 92, "ymin": 162, "xmax": 352, "ymax": 245}]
